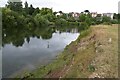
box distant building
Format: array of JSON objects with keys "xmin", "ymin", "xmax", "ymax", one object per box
[
  {"xmin": 69, "ymin": 12, "xmax": 79, "ymax": 17},
  {"xmin": 102, "ymin": 13, "xmax": 114, "ymax": 20},
  {"xmin": 96, "ymin": 14, "xmax": 103, "ymax": 21},
  {"xmin": 73, "ymin": 13, "xmax": 80, "ymax": 18},
  {"xmin": 56, "ymin": 12, "xmax": 63, "ymax": 16},
  {"xmin": 97, "ymin": 14, "xmax": 102, "ymax": 17},
  {"xmin": 91, "ymin": 12, "xmax": 97, "ymax": 18}
]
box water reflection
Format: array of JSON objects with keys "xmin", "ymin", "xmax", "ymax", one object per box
[
  {"xmin": 2, "ymin": 26, "xmax": 80, "ymax": 78},
  {"xmin": 3, "ymin": 26, "xmax": 81, "ymax": 47}
]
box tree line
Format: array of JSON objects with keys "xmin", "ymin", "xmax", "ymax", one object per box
[{"xmin": 2, "ymin": 0, "xmax": 120, "ymax": 31}]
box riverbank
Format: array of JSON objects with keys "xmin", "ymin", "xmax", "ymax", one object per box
[{"xmin": 21, "ymin": 24, "xmax": 118, "ymax": 78}]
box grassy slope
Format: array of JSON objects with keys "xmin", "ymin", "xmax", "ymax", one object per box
[
  {"xmin": 21, "ymin": 24, "xmax": 118, "ymax": 78},
  {"xmin": 88, "ymin": 24, "xmax": 118, "ymax": 78}
]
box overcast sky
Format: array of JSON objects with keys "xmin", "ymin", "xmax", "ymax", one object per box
[{"xmin": 0, "ymin": 0, "xmax": 119, "ymax": 13}]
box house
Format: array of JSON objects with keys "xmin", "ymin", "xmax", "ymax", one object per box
[
  {"xmin": 70, "ymin": 12, "xmax": 80, "ymax": 18},
  {"xmin": 102, "ymin": 13, "xmax": 114, "ymax": 20},
  {"xmin": 97, "ymin": 14, "xmax": 102, "ymax": 17},
  {"xmin": 73, "ymin": 13, "xmax": 80, "ymax": 18},
  {"xmin": 91, "ymin": 12, "xmax": 97, "ymax": 18},
  {"xmin": 70, "ymin": 12, "xmax": 74, "ymax": 17},
  {"xmin": 96, "ymin": 14, "xmax": 103, "ymax": 21}
]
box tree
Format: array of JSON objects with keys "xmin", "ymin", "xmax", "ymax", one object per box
[
  {"xmin": 53, "ymin": 12, "xmax": 57, "ymax": 15},
  {"xmin": 59, "ymin": 11, "xmax": 63, "ymax": 14},
  {"xmin": 24, "ymin": 1, "xmax": 29, "ymax": 14},
  {"xmin": 61, "ymin": 13, "xmax": 67, "ymax": 19},
  {"xmin": 55, "ymin": 18, "xmax": 67, "ymax": 26},
  {"xmin": 85, "ymin": 17, "xmax": 91, "ymax": 26},
  {"xmin": 28, "ymin": 4, "xmax": 35, "ymax": 15},
  {"xmin": 2, "ymin": 7, "xmax": 26, "ymax": 29},
  {"xmin": 118, "ymin": 14, "xmax": 120, "ymax": 19},
  {"xmin": 44, "ymin": 14, "xmax": 55, "ymax": 22},
  {"xmin": 80, "ymin": 22, "xmax": 88, "ymax": 30},
  {"xmin": 24, "ymin": 1, "xmax": 28, "ymax": 8},
  {"xmin": 33, "ymin": 7, "xmax": 40, "ymax": 16},
  {"xmin": 79, "ymin": 14, "xmax": 86, "ymax": 22},
  {"xmin": 7, "ymin": 0, "xmax": 23, "ymax": 12},
  {"xmin": 84, "ymin": 10, "xmax": 90, "ymax": 13},
  {"xmin": 34, "ymin": 13, "xmax": 49, "ymax": 26},
  {"xmin": 40, "ymin": 8, "xmax": 53, "ymax": 15}
]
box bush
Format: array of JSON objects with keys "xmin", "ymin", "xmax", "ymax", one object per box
[
  {"xmin": 80, "ymin": 22, "xmax": 89, "ymax": 30},
  {"xmin": 102, "ymin": 22, "xmax": 112, "ymax": 25},
  {"xmin": 111, "ymin": 19, "xmax": 118, "ymax": 24},
  {"xmin": 85, "ymin": 18, "xmax": 92, "ymax": 26},
  {"xmin": 34, "ymin": 14, "xmax": 49, "ymax": 27},
  {"xmin": 2, "ymin": 8, "xmax": 26, "ymax": 28},
  {"xmin": 102, "ymin": 16, "xmax": 111, "ymax": 23},
  {"xmin": 88, "ymin": 65, "xmax": 95, "ymax": 72},
  {"xmin": 55, "ymin": 18, "xmax": 68, "ymax": 26},
  {"xmin": 91, "ymin": 21, "xmax": 96, "ymax": 25}
]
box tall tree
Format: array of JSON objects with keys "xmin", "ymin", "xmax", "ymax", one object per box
[
  {"xmin": 40, "ymin": 8, "xmax": 53, "ymax": 15},
  {"xmin": 33, "ymin": 7, "xmax": 40, "ymax": 16},
  {"xmin": 24, "ymin": 1, "xmax": 29, "ymax": 14},
  {"xmin": 79, "ymin": 14, "xmax": 86, "ymax": 22},
  {"xmin": 24, "ymin": 1, "xmax": 28, "ymax": 8},
  {"xmin": 7, "ymin": 0, "xmax": 23, "ymax": 12},
  {"xmin": 84, "ymin": 10, "xmax": 90, "ymax": 13},
  {"xmin": 59, "ymin": 11, "xmax": 63, "ymax": 14},
  {"xmin": 53, "ymin": 12, "xmax": 57, "ymax": 15},
  {"xmin": 29, "ymin": 4, "xmax": 35, "ymax": 15}
]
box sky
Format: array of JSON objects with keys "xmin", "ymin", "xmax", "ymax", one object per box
[{"xmin": 0, "ymin": 0, "xmax": 119, "ymax": 13}]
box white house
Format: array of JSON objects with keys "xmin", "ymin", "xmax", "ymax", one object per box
[
  {"xmin": 103, "ymin": 13, "xmax": 114, "ymax": 20},
  {"xmin": 83, "ymin": 12, "xmax": 89, "ymax": 15},
  {"xmin": 72, "ymin": 13, "xmax": 80, "ymax": 18},
  {"xmin": 56, "ymin": 13, "xmax": 63, "ymax": 16},
  {"xmin": 91, "ymin": 12, "xmax": 97, "ymax": 18}
]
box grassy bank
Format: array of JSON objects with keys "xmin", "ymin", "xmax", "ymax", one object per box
[{"xmin": 21, "ymin": 24, "xmax": 118, "ymax": 78}]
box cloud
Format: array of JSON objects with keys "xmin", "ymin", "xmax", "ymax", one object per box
[
  {"xmin": 0, "ymin": 0, "xmax": 119, "ymax": 13},
  {"xmin": 23, "ymin": 0, "xmax": 59, "ymax": 7}
]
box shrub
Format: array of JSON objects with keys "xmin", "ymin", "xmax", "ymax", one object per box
[
  {"xmin": 80, "ymin": 22, "xmax": 89, "ymax": 30},
  {"xmin": 111, "ymin": 19, "xmax": 118, "ymax": 24},
  {"xmin": 102, "ymin": 22, "xmax": 112, "ymax": 25},
  {"xmin": 34, "ymin": 14, "xmax": 49, "ymax": 27},
  {"xmin": 55, "ymin": 18, "xmax": 68, "ymax": 26},
  {"xmin": 88, "ymin": 65, "xmax": 95, "ymax": 72}
]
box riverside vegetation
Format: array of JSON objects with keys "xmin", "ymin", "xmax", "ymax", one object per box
[
  {"xmin": 2, "ymin": 1, "xmax": 120, "ymax": 30},
  {"xmin": 2, "ymin": 0, "xmax": 119, "ymax": 78}
]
